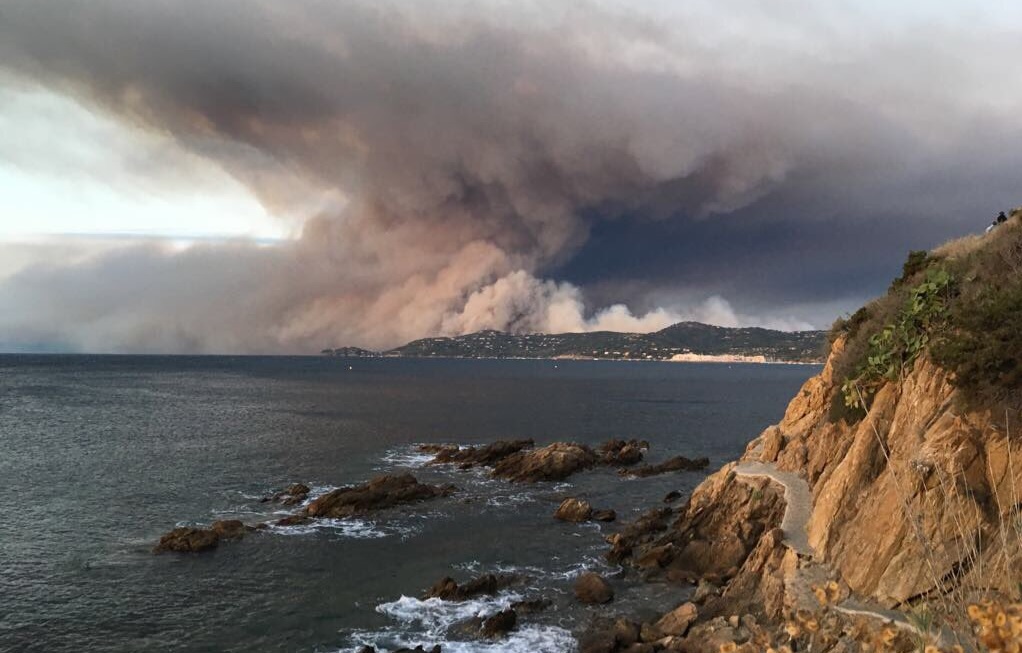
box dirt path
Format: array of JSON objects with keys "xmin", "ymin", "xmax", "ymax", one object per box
[
  {"xmin": 732, "ymin": 458, "xmax": 959, "ymax": 648},
  {"xmin": 733, "ymin": 461, "xmax": 814, "ymax": 556}
]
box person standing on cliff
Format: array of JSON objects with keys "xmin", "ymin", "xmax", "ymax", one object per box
[{"xmin": 997, "ymin": 211, "xmax": 1008, "ymax": 224}]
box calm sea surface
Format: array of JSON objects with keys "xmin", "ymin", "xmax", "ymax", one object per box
[{"xmin": 0, "ymin": 355, "xmax": 817, "ymax": 653}]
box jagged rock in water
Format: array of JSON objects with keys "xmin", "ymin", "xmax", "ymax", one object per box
[
  {"xmin": 261, "ymin": 482, "xmax": 310, "ymax": 506},
  {"xmin": 153, "ymin": 519, "xmax": 252, "ymax": 554},
  {"xmin": 492, "ymin": 442, "xmax": 598, "ymax": 483},
  {"xmin": 605, "ymin": 507, "xmax": 673, "ymax": 564},
  {"xmin": 422, "ymin": 439, "xmax": 534, "ymax": 467},
  {"xmin": 618, "ymin": 455, "xmax": 710, "ymax": 477},
  {"xmin": 574, "ymin": 572, "xmax": 614, "ymax": 604},
  {"xmin": 480, "ymin": 609, "xmax": 517, "ymax": 638},
  {"xmin": 423, "ymin": 573, "xmax": 520, "ymax": 601},
  {"xmin": 153, "ymin": 527, "xmax": 220, "ymax": 554},
  {"xmin": 596, "ymin": 438, "xmax": 647, "ymax": 466},
  {"xmin": 554, "ymin": 497, "xmax": 593, "ymax": 522},
  {"xmin": 592, "ymin": 509, "xmax": 617, "ymax": 522},
  {"xmin": 304, "ymin": 473, "xmax": 455, "ymax": 518},
  {"xmin": 210, "ymin": 519, "xmax": 250, "ymax": 539}
]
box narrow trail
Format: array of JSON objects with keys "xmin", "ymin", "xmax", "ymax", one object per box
[
  {"xmin": 731, "ymin": 456, "xmax": 958, "ymax": 648},
  {"xmin": 733, "ymin": 461, "xmax": 813, "ymax": 556}
]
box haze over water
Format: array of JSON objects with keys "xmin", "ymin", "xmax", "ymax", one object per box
[{"xmin": 0, "ymin": 355, "xmax": 816, "ymax": 652}]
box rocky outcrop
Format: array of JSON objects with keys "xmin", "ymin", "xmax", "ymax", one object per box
[
  {"xmin": 653, "ymin": 602, "xmax": 698, "ymax": 637},
  {"xmin": 596, "ymin": 439, "xmax": 648, "ymax": 466},
  {"xmin": 618, "ymin": 455, "xmax": 710, "ymax": 478},
  {"xmin": 744, "ymin": 341, "xmax": 1022, "ymax": 608},
  {"xmin": 423, "ymin": 573, "xmax": 520, "ymax": 601},
  {"xmin": 480, "ymin": 609, "xmax": 517, "ymax": 638},
  {"xmin": 574, "ymin": 572, "xmax": 614, "ymax": 604},
  {"xmin": 597, "ymin": 327, "xmax": 1022, "ymax": 652},
  {"xmin": 153, "ymin": 519, "xmax": 253, "ymax": 554},
  {"xmin": 492, "ymin": 442, "xmax": 599, "ymax": 482},
  {"xmin": 424, "ymin": 438, "xmax": 655, "ymax": 482},
  {"xmin": 261, "ymin": 482, "xmax": 310, "ymax": 505},
  {"xmin": 555, "ymin": 498, "xmax": 594, "ymax": 522},
  {"xmin": 423, "ymin": 439, "xmax": 534, "ymax": 467},
  {"xmin": 305, "ymin": 474, "xmax": 455, "ymax": 518}
]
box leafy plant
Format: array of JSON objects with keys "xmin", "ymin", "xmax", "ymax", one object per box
[
  {"xmin": 932, "ymin": 277, "xmax": 1022, "ymax": 405},
  {"xmin": 839, "ymin": 268, "xmax": 956, "ymax": 417}
]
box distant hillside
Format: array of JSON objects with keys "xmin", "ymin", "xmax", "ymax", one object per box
[{"xmin": 322, "ymin": 322, "xmax": 827, "ymax": 363}]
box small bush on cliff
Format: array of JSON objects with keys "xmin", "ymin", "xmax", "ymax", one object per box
[
  {"xmin": 830, "ymin": 214, "xmax": 1022, "ymax": 421},
  {"xmin": 836, "ymin": 267, "xmax": 956, "ymax": 419},
  {"xmin": 931, "ymin": 269, "xmax": 1022, "ymax": 406}
]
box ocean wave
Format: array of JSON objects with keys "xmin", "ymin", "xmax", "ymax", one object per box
[
  {"xmin": 341, "ymin": 623, "xmax": 577, "ymax": 653},
  {"xmin": 337, "ymin": 592, "xmax": 576, "ymax": 653},
  {"xmin": 379, "ymin": 446, "xmax": 440, "ymax": 469},
  {"xmin": 265, "ymin": 518, "xmax": 390, "ymax": 539}
]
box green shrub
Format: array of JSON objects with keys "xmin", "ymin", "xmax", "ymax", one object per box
[
  {"xmin": 891, "ymin": 250, "xmax": 932, "ymax": 289},
  {"xmin": 931, "ymin": 276, "xmax": 1022, "ymax": 405},
  {"xmin": 838, "ymin": 267, "xmax": 956, "ymax": 418}
]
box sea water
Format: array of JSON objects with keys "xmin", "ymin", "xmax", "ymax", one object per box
[{"xmin": 0, "ymin": 355, "xmax": 817, "ymax": 652}]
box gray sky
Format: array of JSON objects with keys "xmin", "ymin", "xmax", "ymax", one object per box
[{"xmin": 0, "ymin": 0, "xmax": 1020, "ymax": 353}]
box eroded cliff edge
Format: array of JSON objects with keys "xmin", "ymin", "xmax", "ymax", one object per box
[{"xmin": 601, "ymin": 215, "xmax": 1022, "ymax": 652}]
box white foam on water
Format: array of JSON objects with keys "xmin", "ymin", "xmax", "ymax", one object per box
[
  {"xmin": 338, "ymin": 592, "xmax": 576, "ymax": 653},
  {"xmin": 377, "ymin": 593, "xmax": 522, "ymax": 632},
  {"xmin": 379, "ymin": 445, "xmax": 442, "ymax": 469},
  {"xmin": 488, "ymin": 554, "xmax": 613, "ymax": 581},
  {"xmin": 341, "ymin": 623, "xmax": 577, "ymax": 653},
  {"xmin": 483, "ymin": 491, "xmax": 535, "ymax": 508},
  {"xmin": 266, "ymin": 518, "xmax": 389, "ymax": 539}
]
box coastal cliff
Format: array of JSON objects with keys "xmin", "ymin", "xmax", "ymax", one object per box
[{"xmin": 603, "ymin": 214, "xmax": 1022, "ymax": 651}]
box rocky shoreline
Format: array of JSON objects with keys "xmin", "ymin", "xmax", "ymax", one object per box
[
  {"xmin": 152, "ymin": 339, "xmax": 1021, "ymax": 653},
  {"xmin": 152, "ymin": 437, "xmax": 718, "ymax": 650}
]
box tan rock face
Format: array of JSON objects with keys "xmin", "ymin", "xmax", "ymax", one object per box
[
  {"xmin": 555, "ymin": 498, "xmax": 593, "ymax": 522},
  {"xmin": 492, "ymin": 442, "xmax": 598, "ymax": 483},
  {"xmin": 655, "ymin": 602, "xmax": 698, "ymax": 636},
  {"xmin": 751, "ymin": 340, "xmax": 1022, "ymax": 607}
]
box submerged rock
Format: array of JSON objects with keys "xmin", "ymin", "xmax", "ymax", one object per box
[
  {"xmin": 618, "ymin": 455, "xmax": 710, "ymax": 477},
  {"xmin": 510, "ymin": 597, "xmax": 552, "ymax": 613},
  {"xmin": 210, "ymin": 519, "xmax": 249, "ymax": 539},
  {"xmin": 574, "ymin": 572, "xmax": 614, "ymax": 604},
  {"xmin": 554, "ymin": 497, "xmax": 593, "ymax": 522},
  {"xmin": 304, "ymin": 473, "xmax": 455, "ymax": 518},
  {"xmin": 592, "ymin": 509, "xmax": 617, "ymax": 522},
  {"xmin": 423, "ymin": 573, "xmax": 520, "ymax": 601}
]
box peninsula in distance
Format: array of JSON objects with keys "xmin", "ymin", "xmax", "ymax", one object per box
[{"xmin": 321, "ymin": 321, "xmax": 827, "ymax": 363}]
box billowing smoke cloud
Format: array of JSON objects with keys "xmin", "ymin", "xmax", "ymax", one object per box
[{"xmin": 0, "ymin": 1, "xmax": 1020, "ymax": 352}]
